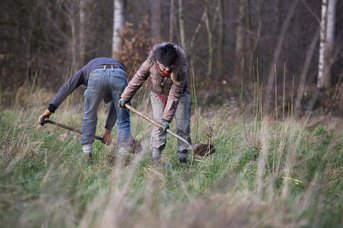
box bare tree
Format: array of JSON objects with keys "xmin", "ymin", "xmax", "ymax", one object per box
[
  {"xmin": 177, "ymin": 0, "xmax": 186, "ymax": 49},
  {"xmin": 150, "ymin": 0, "xmax": 162, "ymax": 42},
  {"xmin": 317, "ymin": 0, "xmax": 337, "ymax": 89},
  {"xmin": 246, "ymin": 0, "xmax": 261, "ymax": 79},
  {"xmin": 60, "ymin": 1, "xmax": 79, "ymax": 70},
  {"xmin": 204, "ymin": 0, "xmax": 213, "ymax": 78},
  {"xmin": 169, "ymin": 0, "xmax": 176, "ymax": 42},
  {"xmin": 263, "ymin": 0, "xmax": 299, "ymax": 115},
  {"xmin": 215, "ymin": 0, "xmax": 224, "ymax": 77},
  {"xmin": 79, "ymin": 0, "xmax": 89, "ymax": 65},
  {"xmin": 234, "ymin": 0, "xmax": 246, "ymax": 80},
  {"xmin": 294, "ymin": 28, "xmax": 320, "ymax": 117},
  {"xmin": 112, "ymin": 0, "xmax": 125, "ymax": 58}
]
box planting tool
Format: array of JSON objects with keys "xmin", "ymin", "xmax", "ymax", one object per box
[
  {"xmin": 125, "ymin": 104, "xmax": 215, "ymax": 156},
  {"xmin": 45, "ymin": 119, "xmax": 103, "ymax": 141}
]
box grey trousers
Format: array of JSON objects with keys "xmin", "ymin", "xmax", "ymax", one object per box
[{"xmin": 150, "ymin": 91, "xmax": 191, "ymax": 158}]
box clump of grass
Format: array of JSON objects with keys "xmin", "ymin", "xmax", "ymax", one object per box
[{"xmin": 0, "ymin": 104, "xmax": 342, "ymax": 227}]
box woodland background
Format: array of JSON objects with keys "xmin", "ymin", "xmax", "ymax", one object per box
[
  {"xmin": 1, "ymin": 0, "xmax": 343, "ymax": 117},
  {"xmin": 1, "ymin": 1, "xmax": 343, "ymax": 227}
]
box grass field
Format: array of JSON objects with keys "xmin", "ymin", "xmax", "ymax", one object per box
[{"xmin": 0, "ymin": 104, "xmax": 342, "ymax": 227}]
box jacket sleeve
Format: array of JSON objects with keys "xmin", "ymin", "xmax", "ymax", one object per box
[
  {"xmin": 162, "ymin": 59, "xmax": 189, "ymax": 122},
  {"xmin": 121, "ymin": 60, "xmax": 151, "ymax": 102},
  {"xmin": 49, "ymin": 69, "xmax": 84, "ymax": 111}
]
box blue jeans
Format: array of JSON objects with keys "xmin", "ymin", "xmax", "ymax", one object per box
[{"xmin": 80, "ymin": 67, "xmax": 133, "ymax": 146}]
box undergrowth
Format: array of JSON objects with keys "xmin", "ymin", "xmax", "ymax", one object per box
[{"xmin": 0, "ymin": 106, "xmax": 342, "ymax": 227}]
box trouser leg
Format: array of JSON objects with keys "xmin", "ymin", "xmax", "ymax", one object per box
[
  {"xmin": 80, "ymin": 73, "xmax": 105, "ymax": 150},
  {"xmin": 174, "ymin": 92, "xmax": 191, "ymax": 160},
  {"xmin": 108, "ymin": 68, "xmax": 134, "ymax": 153},
  {"xmin": 150, "ymin": 92, "xmax": 167, "ymax": 159}
]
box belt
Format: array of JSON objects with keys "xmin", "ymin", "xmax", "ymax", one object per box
[{"xmin": 95, "ymin": 64, "xmax": 121, "ymax": 70}]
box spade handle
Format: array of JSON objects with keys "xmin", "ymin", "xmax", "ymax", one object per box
[{"xmin": 125, "ymin": 104, "xmax": 192, "ymax": 149}]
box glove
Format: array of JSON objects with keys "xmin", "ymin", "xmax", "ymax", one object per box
[
  {"xmin": 38, "ymin": 109, "xmax": 52, "ymax": 126},
  {"xmin": 118, "ymin": 98, "xmax": 127, "ymax": 108},
  {"xmin": 161, "ymin": 120, "xmax": 170, "ymax": 132},
  {"xmin": 102, "ymin": 129, "xmax": 112, "ymax": 145}
]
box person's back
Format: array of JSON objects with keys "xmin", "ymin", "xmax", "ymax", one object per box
[{"xmin": 38, "ymin": 57, "xmax": 136, "ymax": 160}]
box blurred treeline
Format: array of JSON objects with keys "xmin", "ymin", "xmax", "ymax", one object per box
[{"xmin": 1, "ymin": 0, "xmax": 343, "ymax": 117}]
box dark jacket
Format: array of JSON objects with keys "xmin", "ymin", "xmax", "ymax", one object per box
[{"xmin": 48, "ymin": 57, "xmax": 125, "ymax": 131}]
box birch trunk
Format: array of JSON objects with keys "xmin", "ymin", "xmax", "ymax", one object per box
[
  {"xmin": 317, "ymin": 0, "xmax": 337, "ymax": 89},
  {"xmin": 79, "ymin": 0, "xmax": 88, "ymax": 65},
  {"xmin": 112, "ymin": 0, "xmax": 124, "ymax": 58}
]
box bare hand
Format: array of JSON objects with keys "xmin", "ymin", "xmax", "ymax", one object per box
[{"xmin": 102, "ymin": 129, "xmax": 112, "ymax": 145}]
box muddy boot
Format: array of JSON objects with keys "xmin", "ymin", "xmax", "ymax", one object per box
[
  {"xmin": 132, "ymin": 140, "xmax": 143, "ymax": 153},
  {"xmin": 178, "ymin": 150, "xmax": 188, "ymax": 164}
]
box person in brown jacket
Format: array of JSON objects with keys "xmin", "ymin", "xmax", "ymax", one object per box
[{"xmin": 119, "ymin": 42, "xmax": 191, "ymax": 163}]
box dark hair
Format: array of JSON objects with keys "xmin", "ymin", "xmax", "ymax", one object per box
[{"xmin": 156, "ymin": 43, "xmax": 178, "ymax": 67}]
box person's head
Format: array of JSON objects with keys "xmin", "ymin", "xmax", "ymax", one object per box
[{"xmin": 156, "ymin": 43, "xmax": 178, "ymax": 73}]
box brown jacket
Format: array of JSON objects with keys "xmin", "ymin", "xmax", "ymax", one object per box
[{"xmin": 121, "ymin": 42, "xmax": 189, "ymax": 122}]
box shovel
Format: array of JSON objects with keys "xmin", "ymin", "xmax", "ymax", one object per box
[
  {"xmin": 45, "ymin": 119, "xmax": 103, "ymax": 141},
  {"xmin": 125, "ymin": 104, "xmax": 215, "ymax": 157}
]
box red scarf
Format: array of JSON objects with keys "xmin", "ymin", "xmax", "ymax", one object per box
[
  {"xmin": 155, "ymin": 63, "xmax": 172, "ymax": 77},
  {"xmin": 155, "ymin": 64, "xmax": 171, "ymax": 107}
]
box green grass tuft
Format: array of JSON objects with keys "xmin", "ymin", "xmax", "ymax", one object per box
[{"xmin": 0, "ymin": 107, "xmax": 342, "ymax": 227}]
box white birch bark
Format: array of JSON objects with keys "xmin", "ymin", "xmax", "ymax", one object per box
[
  {"xmin": 317, "ymin": 0, "xmax": 337, "ymax": 88},
  {"xmin": 112, "ymin": 0, "xmax": 124, "ymax": 58},
  {"xmin": 79, "ymin": 0, "xmax": 88, "ymax": 64}
]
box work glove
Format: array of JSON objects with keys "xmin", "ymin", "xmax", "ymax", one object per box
[
  {"xmin": 161, "ymin": 120, "xmax": 170, "ymax": 132},
  {"xmin": 118, "ymin": 98, "xmax": 127, "ymax": 108},
  {"xmin": 38, "ymin": 109, "xmax": 52, "ymax": 126},
  {"xmin": 102, "ymin": 129, "xmax": 112, "ymax": 145}
]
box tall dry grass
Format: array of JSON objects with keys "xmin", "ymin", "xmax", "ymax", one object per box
[{"xmin": 0, "ymin": 78, "xmax": 342, "ymax": 227}]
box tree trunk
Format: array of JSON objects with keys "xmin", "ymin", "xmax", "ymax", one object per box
[
  {"xmin": 215, "ymin": 0, "xmax": 224, "ymax": 78},
  {"xmin": 150, "ymin": 0, "xmax": 161, "ymax": 42},
  {"xmin": 177, "ymin": 0, "xmax": 186, "ymax": 49},
  {"xmin": 79, "ymin": 0, "xmax": 88, "ymax": 65},
  {"xmin": 233, "ymin": 0, "xmax": 246, "ymax": 80},
  {"xmin": 263, "ymin": 0, "xmax": 299, "ymax": 115},
  {"xmin": 204, "ymin": 0, "xmax": 213, "ymax": 78},
  {"xmin": 112, "ymin": 0, "xmax": 124, "ymax": 58},
  {"xmin": 317, "ymin": 0, "xmax": 337, "ymax": 89},
  {"xmin": 294, "ymin": 28, "xmax": 320, "ymax": 117},
  {"xmin": 169, "ymin": 0, "xmax": 175, "ymax": 42},
  {"xmin": 246, "ymin": 0, "xmax": 261, "ymax": 79},
  {"xmin": 65, "ymin": 2, "xmax": 78, "ymax": 70}
]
